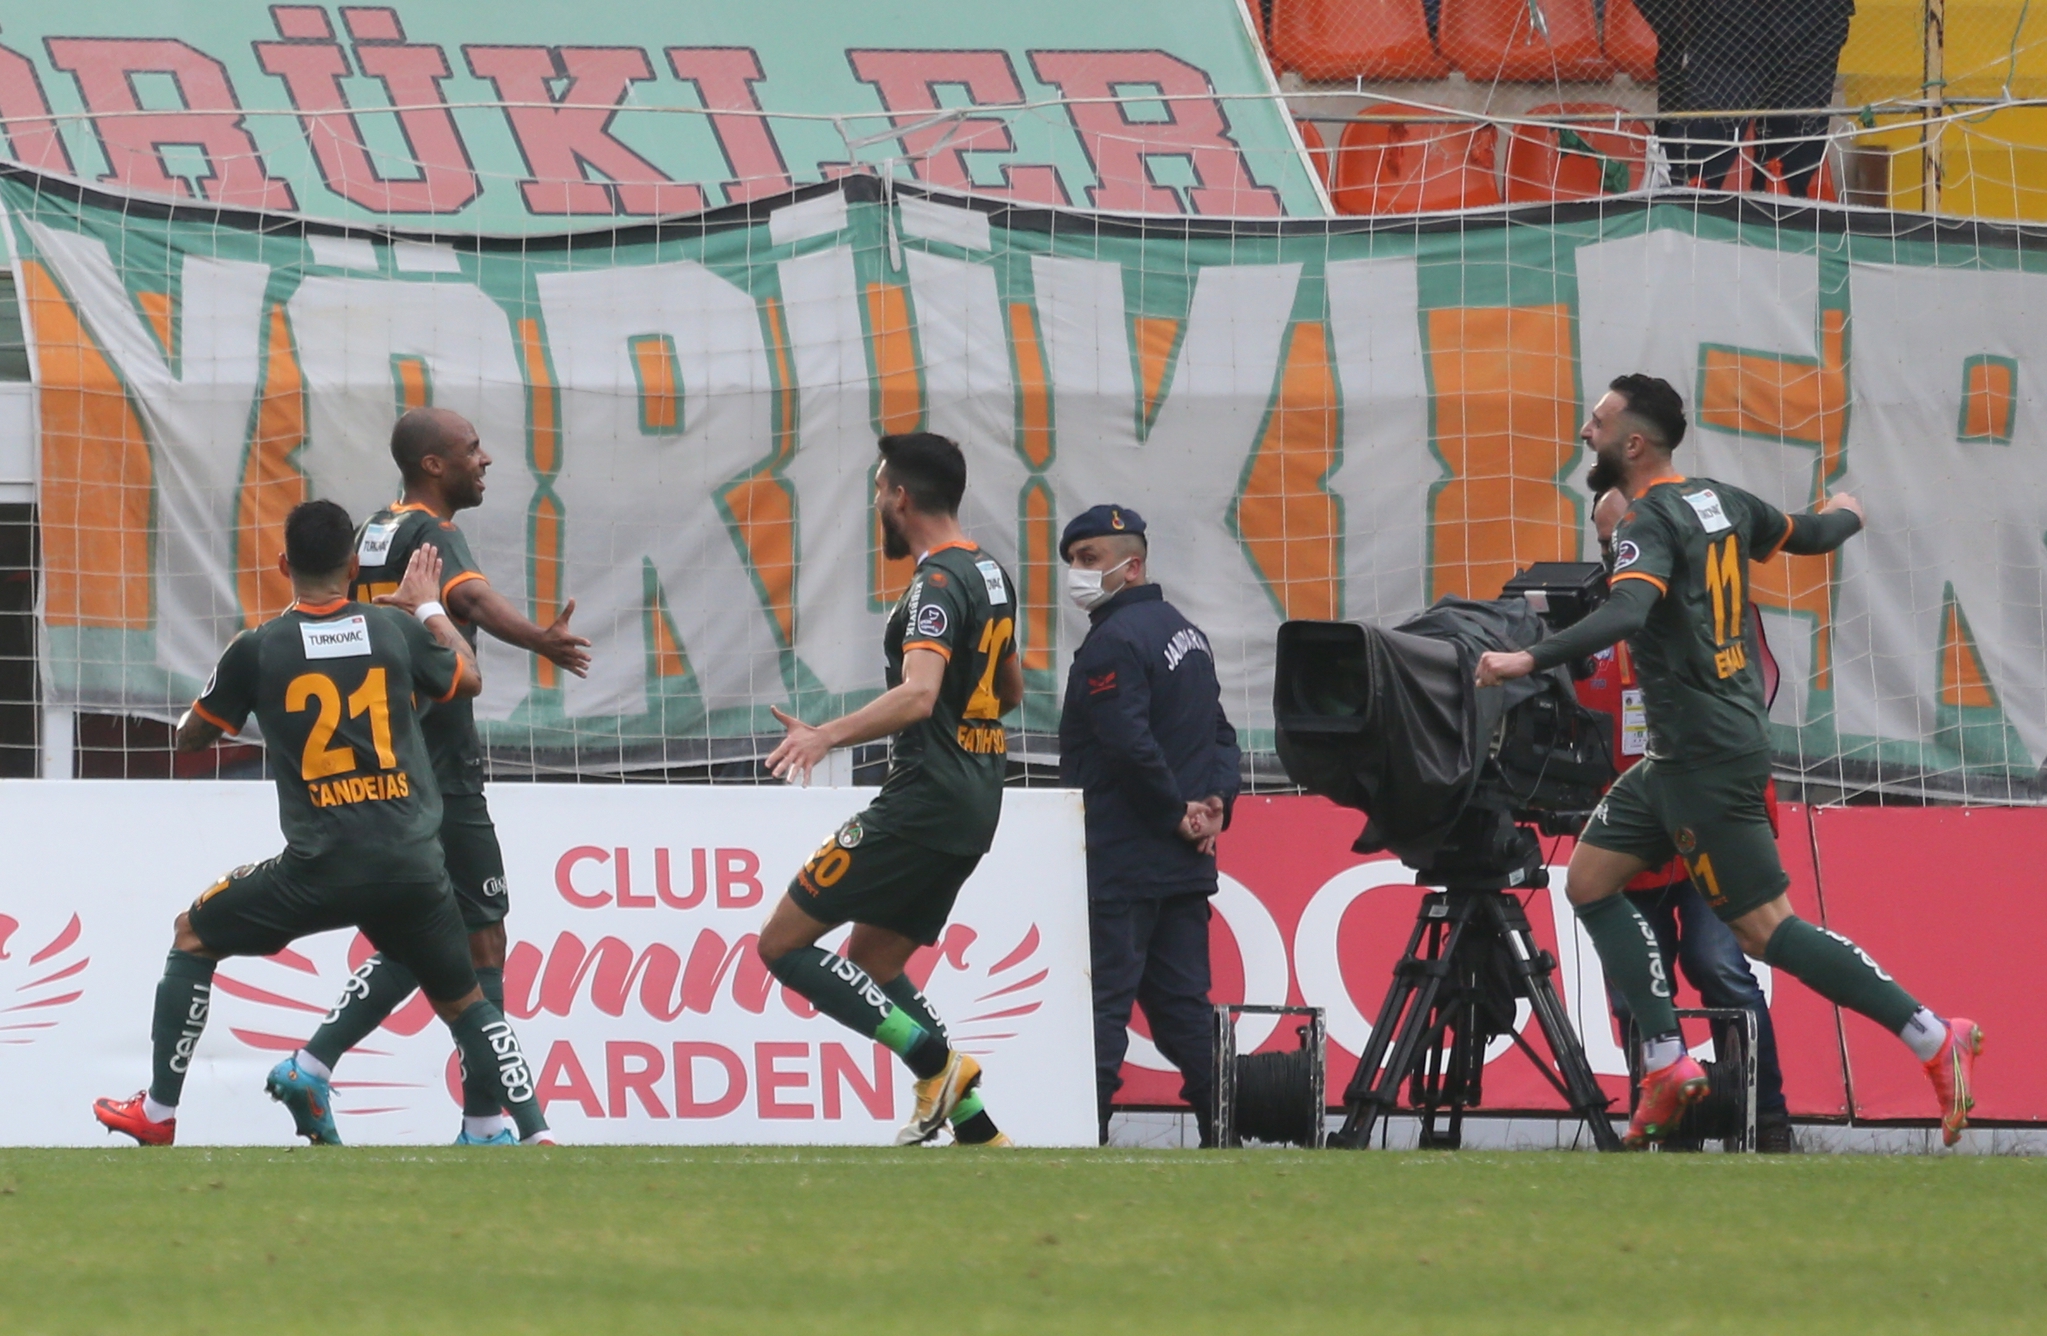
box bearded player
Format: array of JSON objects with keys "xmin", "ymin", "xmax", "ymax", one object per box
[
  {"xmin": 1478, "ymin": 374, "xmax": 1981, "ymax": 1148},
  {"xmin": 757, "ymin": 432, "xmax": 1020, "ymax": 1147},
  {"xmin": 267, "ymin": 407, "xmax": 590, "ymax": 1146},
  {"xmin": 93, "ymin": 501, "xmax": 551, "ymax": 1146}
]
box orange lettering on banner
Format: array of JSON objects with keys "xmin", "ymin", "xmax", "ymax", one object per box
[
  {"xmin": 237, "ymin": 305, "xmax": 308, "ymax": 627},
  {"xmin": 1234, "ymin": 321, "xmax": 1340, "ymax": 621},
  {"xmin": 1939, "ymin": 586, "xmax": 1998, "ymax": 708},
  {"xmin": 518, "ymin": 317, "xmax": 564, "ymax": 689},
  {"xmin": 864, "ymin": 281, "xmax": 922, "ymax": 436},
  {"xmin": 1424, "ymin": 304, "xmax": 1579, "ymax": 603},
  {"xmin": 1961, "ymin": 357, "xmax": 2016, "ymax": 441},
  {"xmin": 1132, "ymin": 316, "xmax": 1181, "ymax": 430},
  {"xmin": 22, "ymin": 260, "xmax": 152, "ymax": 629},
  {"xmin": 717, "ymin": 295, "xmax": 799, "ymax": 646},
  {"xmin": 392, "ymin": 354, "xmax": 431, "ymax": 411},
  {"xmin": 1009, "ymin": 303, "xmax": 1053, "ymax": 469},
  {"xmin": 1007, "ymin": 302, "xmax": 1055, "ymax": 669},
  {"xmin": 530, "ymin": 493, "xmax": 564, "ymax": 689},
  {"xmin": 865, "ymin": 282, "xmax": 920, "ymax": 604},
  {"xmin": 647, "ymin": 576, "xmax": 691, "ymax": 680},
  {"xmin": 1700, "ymin": 309, "xmax": 1847, "ymax": 689},
  {"xmin": 630, "ymin": 334, "xmax": 680, "ymax": 432},
  {"xmin": 1021, "ymin": 482, "xmax": 1056, "ymax": 670},
  {"xmin": 136, "ymin": 290, "xmax": 174, "ymax": 361},
  {"xmin": 519, "ymin": 317, "xmax": 560, "ymax": 476}
]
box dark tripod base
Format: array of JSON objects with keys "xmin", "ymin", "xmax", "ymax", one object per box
[{"xmin": 1330, "ymin": 885, "xmax": 1623, "ymax": 1151}]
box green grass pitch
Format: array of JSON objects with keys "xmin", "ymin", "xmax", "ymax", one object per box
[{"xmin": 0, "ymin": 1146, "xmax": 2042, "ymax": 1334}]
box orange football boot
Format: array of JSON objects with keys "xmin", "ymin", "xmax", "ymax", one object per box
[
  {"xmin": 1924, "ymin": 1019, "xmax": 1983, "ymax": 1148},
  {"xmin": 93, "ymin": 1092, "xmax": 175, "ymax": 1146},
  {"xmin": 1625, "ymin": 1055, "xmax": 1710, "ymax": 1149}
]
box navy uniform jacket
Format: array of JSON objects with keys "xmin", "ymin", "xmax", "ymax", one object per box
[{"xmin": 1059, "ymin": 582, "xmax": 1241, "ymax": 899}]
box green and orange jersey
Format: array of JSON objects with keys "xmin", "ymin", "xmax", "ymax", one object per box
[
  {"xmin": 192, "ymin": 599, "xmax": 461, "ymax": 885},
  {"xmin": 1607, "ymin": 475, "xmax": 1793, "ymax": 767},
  {"xmin": 864, "ymin": 540, "xmax": 1019, "ymax": 856},
  {"xmin": 352, "ymin": 503, "xmax": 488, "ymax": 795}
]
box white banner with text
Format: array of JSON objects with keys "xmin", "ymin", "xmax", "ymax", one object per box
[{"xmin": 0, "ymin": 781, "xmax": 1096, "ymax": 1147}]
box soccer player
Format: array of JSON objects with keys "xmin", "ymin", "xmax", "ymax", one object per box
[
  {"xmin": 92, "ymin": 501, "xmax": 552, "ymax": 1146},
  {"xmin": 1578, "ymin": 486, "xmax": 1796, "ymax": 1152},
  {"xmin": 1477, "ymin": 374, "xmax": 1981, "ymax": 1148},
  {"xmin": 269, "ymin": 407, "xmax": 591, "ymax": 1146},
  {"xmin": 757, "ymin": 432, "xmax": 1021, "ymax": 1147}
]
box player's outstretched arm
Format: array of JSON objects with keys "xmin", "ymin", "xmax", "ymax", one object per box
[
  {"xmin": 766, "ymin": 649, "xmax": 945, "ymax": 785},
  {"xmin": 376, "ymin": 544, "xmax": 483, "ymax": 698},
  {"xmin": 1478, "ymin": 578, "xmax": 1661, "ymax": 687},
  {"xmin": 448, "ymin": 580, "xmax": 592, "ymax": 678},
  {"xmin": 1780, "ymin": 493, "xmax": 1864, "ymax": 555},
  {"xmin": 172, "ymin": 710, "xmax": 225, "ymax": 754}
]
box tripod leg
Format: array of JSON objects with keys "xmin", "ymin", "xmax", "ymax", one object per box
[
  {"xmin": 1335, "ymin": 897, "xmax": 1471, "ymax": 1149},
  {"xmin": 1488, "ymin": 895, "xmax": 1624, "ymax": 1152},
  {"xmin": 1333, "ymin": 909, "xmax": 1432, "ymax": 1148}
]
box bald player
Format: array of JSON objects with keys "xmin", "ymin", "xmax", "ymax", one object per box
[{"xmin": 266, "ymin": 407, "xmax": 592, "ymax": 1146}]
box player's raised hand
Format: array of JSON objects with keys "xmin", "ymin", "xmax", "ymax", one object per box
[
  {"xmin": 538, "ymin": 598, "xmax": 593, "ymax": 677},
  {"xmin": 1821, "ymin": 492, "xmax": 1864, "ymax": 522},
  {"xmin": 1475, "ymin": 649, "xmax": 1536, "ymax": 688},
  {"xmin": 376, "ymin": 543, "xmax": 444, "ymax": 616},
  {"xmin": 767, "ymin": 705, "xmax": 833, "ymax": 786}
]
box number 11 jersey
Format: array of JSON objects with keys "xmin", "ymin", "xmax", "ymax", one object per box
[
  {"xmin": 190, "ymin": 597, "xmax": 463, "ymax": 884},
  {"xmin": 1606, "ymin": 475, "xmax": 1795, "ymax": 767}
]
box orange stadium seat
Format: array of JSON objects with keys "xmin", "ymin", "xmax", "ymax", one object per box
[
  {"xmin": 1437, "ymin": 0, "xmax": 1614, "ymax": 83},
  {"xmin": 1604, "ymin": 0, "xmax": 1659, "ymax": 84},
  {"xmin": 1269, "ymin": 0, "xmax": 1450, "ymax": 82},
  {"xmin": 1502, "ymin": 103, "xmax": 1649, "ymax": 201},
  {"xmin": 1296, "ymin": 118, "xmax": 1335, "ymax": 184},
  {"xmin": 1332, "ymin": 108, "xmax": 1503, "ymax": 214},
  {"xmin": 1758, "ymin": 151, "xmax": 1841, "ymax": 201}
]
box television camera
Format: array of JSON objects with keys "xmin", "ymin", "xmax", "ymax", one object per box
[{"xmin": 1273, "ymin": 562, "xmax": 1627, "ymax": 1150}]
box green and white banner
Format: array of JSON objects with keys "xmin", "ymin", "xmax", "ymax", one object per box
[
  {"xmin": 0, "ymin": 0, "xmax": 1319, "ymax": 231},
  {"xmin": 9, "ymin": 172, "xmax": 2046, "ymax": 792}
]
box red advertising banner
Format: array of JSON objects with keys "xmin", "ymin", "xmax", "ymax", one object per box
[
  {"xmin": 1116, "ymin": 796, "xmax": 2029, "ymax": 1125},
  {"xmin": 1810, "ymin": 805, "xmax": 2045, "ymax": 1122}
]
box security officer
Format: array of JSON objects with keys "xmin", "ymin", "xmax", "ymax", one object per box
[{"xmin": 1058, "ymin": 504, "xmax": 1240, "ymax": 1146}]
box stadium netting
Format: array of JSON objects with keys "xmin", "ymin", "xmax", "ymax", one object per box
[{"xmin": 6, "ymin": 159, "xmax": 2046, "ymax": 802}]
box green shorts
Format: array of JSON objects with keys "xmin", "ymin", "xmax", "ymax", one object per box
[
  {"xmin": 187, "ymin": 856, "xmax": 479, "ymax": 1002},
  {"xmin": 788, "ymin": 817, "xmax": 981, "ymax": 946},
  {"xmin": 439, "ymin": 792, "xmax": 509, "ymax": 931},
  {"xmin": 1580, "ymin": 751, "xmax": 1788, "ymax": 920}
]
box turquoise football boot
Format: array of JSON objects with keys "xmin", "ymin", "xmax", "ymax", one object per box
[{"xmin": 265, "ymin": 1055, "xmax": 341, "ymax": 1146}]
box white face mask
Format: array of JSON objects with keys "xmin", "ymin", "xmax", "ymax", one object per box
[{"xmin": 1066, "ymin": 556, "xmax": 1133, "ymax": 610}]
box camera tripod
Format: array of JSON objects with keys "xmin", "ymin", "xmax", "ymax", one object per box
[{"xmin": 1329, "ymin": 872, "xmax": 1622, "ymax": 1152}]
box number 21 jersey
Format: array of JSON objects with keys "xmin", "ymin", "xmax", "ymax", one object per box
[{"xmin": 190, "ymin": 598, "xmax": 463, "ymax": 884}]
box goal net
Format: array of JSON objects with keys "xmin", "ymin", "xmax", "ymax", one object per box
[{"xmin": 10, "ymin": 161, "xmax": 2045, "ymax": 800}]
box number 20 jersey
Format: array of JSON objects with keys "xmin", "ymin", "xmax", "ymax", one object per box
[
  {"xmin": 1606, "ymin": 476, "xmax": 1794, "ymax": 767},
  {"xmin": 864, "ymin": 540, "xmax": 1019, "ymax": 857},
  {"xmin": 191, "ymin": 599, "xmax": 463, "ymax": 884}
]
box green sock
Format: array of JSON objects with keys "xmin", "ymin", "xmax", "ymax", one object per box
[
  {"xmin": 149, "ymin": 950, "xmax": 217, "ymax": 1108},
  {"xmin": 880, "ymin": 974, "xmax": 948, "ymax": 1043},
  {"xmin": 951, "ymin": 1089, "xmax": 1001, "ymax": 1144},
  {"xmin": 1575, "ymin": 894, "xmax": 1679, "ymax": 1039},
  {"xmin": 304, "ymin": 953, "xmax": 417, "ymax": 1070},
  {"xmin": 460, "ymin": 968, "xmax": 507, "ymax": 1117},
  {"xmin": 768, "ymin": 948, "xmax": 948, "ymax": 1079},
  {"xmin": 446, "ymin": 1000, "xmax": 548, "ymax": 1141},
  {"xmin": 1763, "ymin": 916, "xmax": 1920, "ymax": 1033}
]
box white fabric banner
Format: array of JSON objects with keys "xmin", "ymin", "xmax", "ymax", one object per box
[{"xmin": 0, "ymin": 782, "xmax": 1096, "ymax": 1147}]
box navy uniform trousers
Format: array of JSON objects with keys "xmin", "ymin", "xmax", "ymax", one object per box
[{"xmin": 1092, "ymin": 890, "xmax": 1216, "ymax": 1144}]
